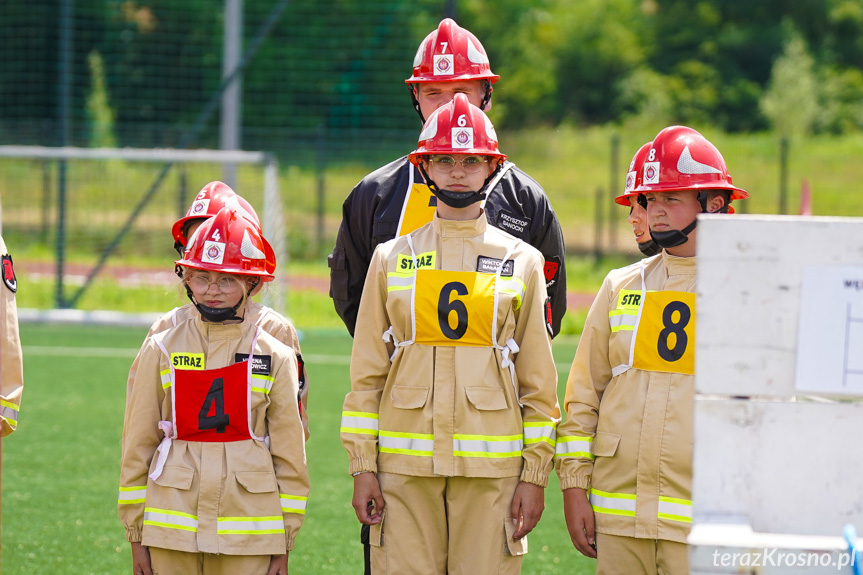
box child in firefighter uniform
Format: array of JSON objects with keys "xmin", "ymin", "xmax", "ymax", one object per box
[
  {"xmin": 556, "ymin": 126, "xmax": 748, "ymax": 575},
  {"xmin": 1, "ymin": 235, "xmax": 23, "ymax": 436},
  {"xmin": 119, "ymin": 208, "xmax": 309, "ymax": 575},
  {"xmin": 125, "ymin": 181, "xmax": 310, "ymax": 440},
  {"xmin": 341, "ymin": 94, "xmax": 560, "ymax": 575}
]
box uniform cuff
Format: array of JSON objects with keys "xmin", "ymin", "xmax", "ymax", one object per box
[
  {"xmin": 349, "ymin": 457, "xmax": 378, "ymax": 476},
  {"xmin": 520, "ymin": 465, "xmax": 550, "ymax": 488},
  {"xmin": 559, "ymin": 475, "xmax": 591, "ymax": 491},
  {"xmin": 125, "ymin": 526, "xmax": 143, "ymax": 543}
]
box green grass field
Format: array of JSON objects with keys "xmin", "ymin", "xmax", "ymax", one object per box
[{"xmin": 2, "ymin": 323, "xmax": 594, "ymax": 575}]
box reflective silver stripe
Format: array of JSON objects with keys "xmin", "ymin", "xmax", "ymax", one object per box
[
  {"xmin": 608, "ymin": 311, "xmax": 637, "ymax": 332},
  {"xmin": 251, "ymin": 374, "xmax": 274, "ymax": 394},
  {"xmin": 590, "ymin": 489, "xmax": 636, "ymax": 517},
  {"xmin": 524, "ymin": 422, "xmax": 556, "ymax": 446},
  {"xmin": 217, "ymin": 516, "xmax": 285, "ymax": 534},
  {"xmin": 280, "ymin": 494, "xmax": 308, "ymax": 514},
  {"xmin": 378, "ymin": 431, "xmax": 434, "ymax": 456},
  {"xmin": 118, "ymin": 486, "xmax": 147, "ymax": 504},
  {"xmin": 555, "ymin": 435, "xmax": 594, "ymax": 459},
  {"xmin": 340, "ymin": 411, "xmax": 379, "ymax": 436},
  {"xmin": 386, "ymin": 273, "xmax": 414, "ymax": 292},
  {"xmin": 497, "ymin": 277, "xmax": 526, "ymax": 310},
  {"xmin": 143, "ymin": 508, "xmax": 198, "ymax": 532},
  {"xmin": 160, "ymin": 369, "xmax": 171, "ymax": 389},
  {"xmin": 658, "ymin": 496, "xmax": 693, "ymax": 523},
  {"xmin": 0, "ymin": 400, "xmax": 19, "ymax": 425},
  {"xmin": 453, "ymin": 434, "xmax": 523, "ymax": 458}
]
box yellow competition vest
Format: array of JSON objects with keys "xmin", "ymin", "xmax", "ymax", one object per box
[
  {"xmin": 396, "ymin": 182, "xmax": 436, "ymax": 237},
  {"xmin": 631, "ymin": 290, "xmax": 696, "ymax": 375},
  {"xmin": 414, "ymin": 269, "xmax": 496, "ymax": 347}
]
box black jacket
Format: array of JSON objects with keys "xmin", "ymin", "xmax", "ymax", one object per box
[{"xmin": 328, "ymin": 156, "xmax": 567, "ymax": 337}]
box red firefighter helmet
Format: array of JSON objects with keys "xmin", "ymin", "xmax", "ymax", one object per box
[
  {"xmin": 405, "ymin": 18, "xmax": 500, "ymax": 85},
  {"xmin": 408, "ymin": 93, "xmax": 506, "ymax": 164},
  {"xmin": 176, "ymin": 207, "xmax": 275, "ymax": 281},
  {"xmin": 615, "ymin": 142, "xmax": 653, "ymax": 206},
  {"xmin": 635, "ymin": 125, "xmax": 748, "ymax": 199},
  {"xmin": 171, "ymin": 181, "xmax": 261, "ymax": 247}
]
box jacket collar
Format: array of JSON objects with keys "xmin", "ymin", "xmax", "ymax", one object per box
[
  {"xmin": 432, "ymin": 211, "xmax": 487, "ymax": 238},
  {"xmin": 661, "ymin": 250, "xmax": 697, "ymax": 274}
]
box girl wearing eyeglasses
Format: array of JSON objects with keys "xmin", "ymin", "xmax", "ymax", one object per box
[
  {"xmin": 119, "ymin": 207, "xmax": 309, "ymax": 575},
  {"xmin": 341, "ymin": 93, "xmax": 560, "ymax": 575}
]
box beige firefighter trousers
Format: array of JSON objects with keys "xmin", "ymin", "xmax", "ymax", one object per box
[
  {"xmin": 149, "ymin": 547, "xmax": 271, "ymax": 575},
  {"xmin": 596, "ymin": 532, "xmax": 688, "ymax": 575},
  {"xmin": 371, "ymin": 472, "xmax": 524, "ymax": 575}
]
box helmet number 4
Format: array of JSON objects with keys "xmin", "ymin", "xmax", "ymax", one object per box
[{"xmin": 438, "ymin": 281, "xmax": 469, "ymax": 340}]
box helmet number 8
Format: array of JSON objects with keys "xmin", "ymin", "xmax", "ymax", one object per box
[{"xmin": 648, "ymin": 149, "xmax": 656, "ymax": 162}]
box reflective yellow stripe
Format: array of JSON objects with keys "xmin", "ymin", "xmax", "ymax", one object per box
[
  {"xmin": 453, "ymin": 433, "xmax": 523, "ymax": 458},
  {"xmin": 524, "ymin": 422, "xmax": 556, "ymax": 446},
  {"xmin": 386, "ymin": 272, "xmax": 414, "ymax": 292},
  {"xmin": 658, "ymin": 496, "xmax": 693, "ymax": 523},
  {"xmin": 160, "ymin": 369, "xmax": 171, "ymax": 389},
  {"xmin": 498, "ymin": 277, "xmax": 527, "ymax": 310},
  {"xmin": 118, "ymin": 485, "xmax": 147, "ymax": 504},
  {"xmin": 341, "ymin": 411, "xmax": 380, "ymax": 436},
  {"xmin": 144, "ymin": 508, "xmax": 198, "ymax": 532},
  {"xmin": 217, "ymin": 516, "xmax": 285, "ymax": 535},
  {"xmin": 379, "ymin": 430, "xmax": 433, "ymax": 457},
  {"xmin": 555, "ymin": 434, "xmax": 594, "ymax": 459},
  {"xmin": 0, "ymin": 399, "xmax": 19, "ymax": 410},
  {"xmin": 280, "ymin": 494, "xmax": 308, "ymax": 514},
  {"xmin": 251, "ymin": 373, "xmax": 274, "ymax": 394},
  {"xmin": 590, "ymin": 488, "xmax": 636, "ymax": 517}
]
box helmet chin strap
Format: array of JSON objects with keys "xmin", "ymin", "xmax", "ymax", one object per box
[
  {"xmin": 182, "ymin": 277, "xmax": 260, "ymax": 323},
  {"xmin": 417, "ymin": 161, "xmax": 501, "ymax": 209},
  {"xmin": 638, "ymin": 238, "xmax": 662, "ymax": 256},
  {"xmin": 638, "ymin": 191, "xmax": 730, "ymax": 250}
]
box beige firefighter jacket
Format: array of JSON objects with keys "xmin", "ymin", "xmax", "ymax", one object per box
[
  {"xmin": 126, "ymin": 301, "xmax": 310, "ymax": 440},
  {"xmin": 0, "ymin": 236, "xmax": 23, "ymax": 436},
  {"xmin": 119, "ymin": 312, "xmax": 309, "ymax": 555},
  {"xmin": 341, "ymin": 214, "xmax": 559, "ymax": 486},
  {"xmin": 556, "ymin": 252, "xmax": 696, "ymax": 544}
]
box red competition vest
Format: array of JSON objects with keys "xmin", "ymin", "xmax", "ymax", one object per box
[{"xmin": 174, "ymin": 360, "xmax": 253, "ymax": 442}]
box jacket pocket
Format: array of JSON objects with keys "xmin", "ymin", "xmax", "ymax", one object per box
[
  {"xmin": 153, "ymin": 465, "xmax": 194, "ymax": 490},
  {"xmin": 328, "ymin": 247, "xmax": 348, "ymax": 300},
  {"xmin": 593, "ymin": 432, "xmax": 621, "ymax": 457},
  {"xmin": 465, "ymin": 387, "xmax": 508, "ymax": 411},
  {"xmin": 235, "ymin": 471, "xmax": 278, "ymax": 494},
  {"xmin": 369, "ymin": 509, "xmax": 386, "ymax": 547},
  {"xmin": 390, "ymin": 385, "xmax": 429, "ymax": 409}
]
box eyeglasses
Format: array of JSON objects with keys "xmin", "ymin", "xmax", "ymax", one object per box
[
  {"xmin": 187, "ymin": 274, "xmax": 242, "ymax": 294},
  {"xmin": 427, "ymin": 155, "xmax": 488, "ymax": 173}
]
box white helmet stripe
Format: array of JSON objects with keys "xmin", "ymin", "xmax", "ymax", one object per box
[
  {"xmin": 467, "ymin": 39, "xmax": 489, "ymax": 64},
  {"xmin": 677, "ymin": 145, "xmax": 722, "ymax": 175},
  {"xmin": 240, "ymin": 230, "xmax": 266, "ymax": 259}
]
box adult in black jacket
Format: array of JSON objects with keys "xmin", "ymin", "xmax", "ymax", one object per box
[{"xmin": 329, "ymin": 18, "xmax": 566, "ymax": 338}]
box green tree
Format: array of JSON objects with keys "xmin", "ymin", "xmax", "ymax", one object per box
[
  {"xmin": 761, "ymin": 27, "xmax": 819, "ymax": 137},
  {"xmin": 86, "ymin": 50, "xmax": 117, "ymax": 148}
]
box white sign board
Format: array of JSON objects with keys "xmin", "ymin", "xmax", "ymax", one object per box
[{"xmin": 795, "ymin": 265, "xmax": 863, "ymax": 397}]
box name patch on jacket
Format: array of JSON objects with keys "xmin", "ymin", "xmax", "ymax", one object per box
[
  {"xmin": 235, "ymin": 353, "xmax": 272, "ymax": 375},
  {"xmin": 476, "ymin": 256, "xmax": 514, "ymax": 276},
  {"xmin": 171, "ymin": 353, "xmax": 205, "ymax": 370},
  {"xmin": 397, "ymin": 251, "xmax": 436, "ymax": 271},
  {"xmin": 498, "ymin": 210, "xmax": 531, "ymax": 237}
]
